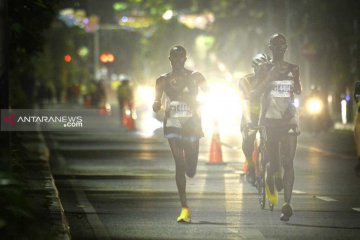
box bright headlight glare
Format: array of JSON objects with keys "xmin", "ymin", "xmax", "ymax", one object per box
[
  {"xmin": 200, "ymin": 83, "xmax": 242, "ymax": 135},
  {"xmin": 136, "ymin": 86, "xmax": 154, "ymax": 107},
  {"xmin": 306, "ymin": 98, "xmax": 322, "ymax": 114}
]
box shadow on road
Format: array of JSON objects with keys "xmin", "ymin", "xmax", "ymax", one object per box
[{"xmin": 186, "ymin": 220, "xmax": 228, "ymax": 225}]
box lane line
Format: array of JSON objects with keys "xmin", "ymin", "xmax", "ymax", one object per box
[
  {"xmin": 199, "ymin": 154, "xmax": 208, "ymax": 160},
  {"xmin": 70, "ymin": 179, "xmax": 111, "ymax": 240},
  {"xmin": 52, "ymin": 134, "xmax": 110, "ymax": 240},
  {"xmin": 224, "ymin": 172, "xmax": 265, "ymax": 239},
  {"xmin": 316, "ymin": 196, "xmax": 338, "ymax": 202},
  {"xmin": 352, "ymin": 208, "xmax": 360, "ymax": 212},
  {"xmin": 228, "ymin": 228, "xmax": 266, "ymax": 240},
  {"xmin": 292, "ymin": 189, "xmax": 306, "ymax": 194},
  {"xmin": 298, "ymin": 144, "xmax": 355, "ymax": 160}
]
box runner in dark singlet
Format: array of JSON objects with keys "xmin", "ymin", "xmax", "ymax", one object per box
[
  {"xmin": 252, "ymin": 33, "xmax": 302, "ymax": 221},
  {"xmin": 152, "ymin": 45, "xmax": 208, "ymax": 222}
]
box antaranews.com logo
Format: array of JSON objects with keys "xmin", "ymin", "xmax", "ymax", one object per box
[
  {"xmin": 23, "ymin": 115, "xmax": 82, "ymax": 128},
  {"xmin": 1, "ymin": 110, "xmax": 85, "ymax": 131}
]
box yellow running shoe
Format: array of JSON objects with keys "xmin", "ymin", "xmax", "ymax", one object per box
[
  {"xmin": 177, "ymin": 208, "xmax": 191, "ymax": 223},
  {"xmin": 265, "ymin": 181, "xmax": 278, "ymax": 205}
]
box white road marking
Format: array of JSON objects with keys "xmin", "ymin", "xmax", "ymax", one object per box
[
  {"xmin": 292, "ymin": 189, "xmax": 306, "ymax": 194},
  {"xmin": 224, "ymin": 173, "xmax": 265, "ymax": 239},
  {"xmin": 228, "ymin": 228, "xmax": 266, "ymax": 239},
  {"xmin": 53, "ymin": 137, "xmax": 110, "ymax": 240},
  {"xmin": 70, "ymin": 179, "xmax": 111, "ymax": 240},
  {"xmin": 298, "ymin": 144, "xmax": 355, "ymax": 160},
  {"xmin": 352, "ymin": 208, "xmax": 360, "ymax": 212},
  {"xmin": 199, "ymin": 154, "xmax": 208, "ymax": 160},
  {"xmin": 316, "ymin": 196, "xmax": 338, "ymax": 202}
]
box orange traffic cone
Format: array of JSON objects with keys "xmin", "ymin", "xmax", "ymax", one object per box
[
  {"xmin": 121, "ymin": 102, "xmax": 136, "ymax": 130},
  {"xmin": 127, "ymin": 113, "xmax": 136, "ymax": 131},
  {"xmin": 243, "ymin": 160, "xmax": 248, "ymax": 174},
  {"xmin": 98, "ymin": 103, "xmax": 111, "ymax": 116},
  {"xmin": 122, "ymin": 112, "xmax": 130, "ymax": 126},
  {"xmin": 252, "ymin": 142, "xmax": 258, "ymax": 170},
  {"xmin": 208, "ymin": 122, "xmax": 224, "ymax": 164}
]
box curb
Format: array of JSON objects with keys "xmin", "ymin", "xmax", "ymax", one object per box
[{"xmin": 19, "ymin": 131, "xmax": 71, "ymax": 240}]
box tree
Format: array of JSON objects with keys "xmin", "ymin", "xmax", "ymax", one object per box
[{"xmin": 8, "ymin": 0, "xmax": 60, "ymax": 107}]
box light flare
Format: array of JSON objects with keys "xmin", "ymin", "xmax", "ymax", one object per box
[
  {"xmin": 306, "ymin": 98, "xmax": 322, "ymax": 114},
  {"xmin": 135, "ymin": 85, "xmax": 162, "ymax": 137},
  {"xmin": 199, "ymin": 83, "xmax": 242, "ymax": 136}
]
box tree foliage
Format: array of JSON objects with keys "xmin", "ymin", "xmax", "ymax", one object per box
[
  {"xmin": 8, "ymin": 0, "xmax": 60, "ymax": 107},
  {"xmin": 9, "ymin": 0, "xmax": 360, "ymax": 105}
]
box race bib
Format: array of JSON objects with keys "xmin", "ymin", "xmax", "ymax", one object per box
[
  {"xmin": 169, "ymin": 101, "xmax": 192, "ymax": 118},
  {"xmin": 270, "ymin": 80, "xmax": 294, "ymax": 98},
  {"xmin": 265, "ymin": 80, "xmax": 295, "ymax": 120}
]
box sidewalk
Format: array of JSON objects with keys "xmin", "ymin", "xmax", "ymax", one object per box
[{"xmin": 17, "ymin": 131, "xmax": 70, "ymax": 239}]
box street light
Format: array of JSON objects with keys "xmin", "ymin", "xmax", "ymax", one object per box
[
  {"xmin": 162, "ymin": 10, "xmax": 173, "ymax": 20},
  {"xmin": 64, "ymin": 54, "xmax": 72, "ymax": 63},
  {"xmin": 99, "ymin": 53, "xmax": 115, "ymax": 63}
]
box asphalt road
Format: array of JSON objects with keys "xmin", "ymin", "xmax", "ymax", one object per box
[{"xmin": 47, "ymin": 120, "xmax": 360, "ymax": 240}]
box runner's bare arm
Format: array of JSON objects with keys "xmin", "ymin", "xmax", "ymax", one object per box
[
  {"xmin": 193, "ymin": 72, "xmax": 208, "ymax": 92},
  {"xmin": 292, "ymin": 64, "xmax": 301, "ymax": 95},
  {"xmin": 153, "ymin": 76, "xmax": 165, "ymax": 112}
]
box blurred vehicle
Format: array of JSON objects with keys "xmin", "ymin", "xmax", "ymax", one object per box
[{"xmin": 300, "ymin": 87, "xmax": 333, "ymax": 133}]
